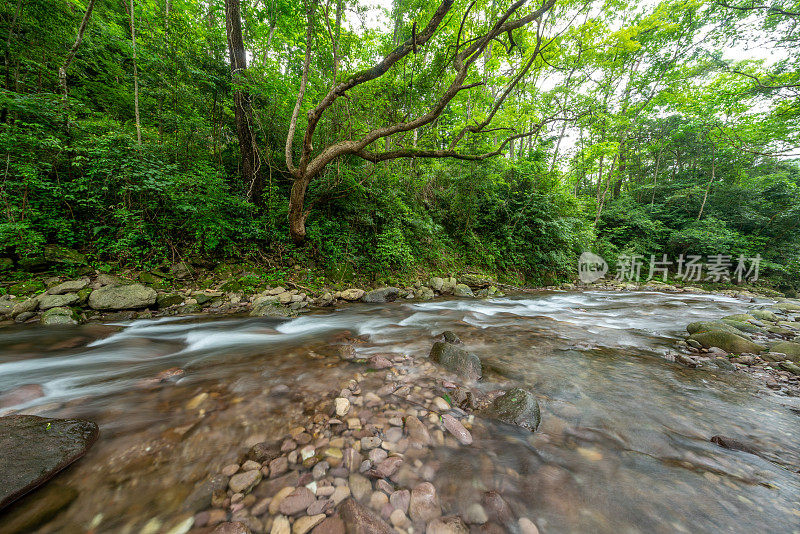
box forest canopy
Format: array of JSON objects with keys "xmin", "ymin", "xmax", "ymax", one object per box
[{"xmin": 0, "ymin": 0, "xmax": 798, "ymax": 289}]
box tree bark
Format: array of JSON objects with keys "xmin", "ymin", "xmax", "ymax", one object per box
[
  {"xmin": 59, "ymin": 0, "xmax": 97, "ymax": 125},
  {"xmin": 698, "ymin": 144, "xmax": 715, "ymax": 220},
  {"xmin": 224, "ymin": 0, "xmax": 262, "ymax": 205},
  {"xmin": 128, "ymin": 0, "xmax": 142, "ymax": 145}
]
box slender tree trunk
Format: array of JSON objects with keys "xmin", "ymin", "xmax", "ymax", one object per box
[
  {"xmin": 1, "ymin": 0, "xmax": 22, "ymax": 123},
  {"xmin": 698, "ymin": 145, "xmax": 715, "ymax": 220},
  {"xmin": 128, "ymin": 0, "xmax": 142, "ymax": 145},
  {"xmin": 224, "ymin": 0, "xmax": 262, "ymax": 204},
  {"xmin": 59, "ymin": 0, "xmax": 97, "ymax": 122},
  {"xmin": 650, "ymin": 141, "xmax": 664, "ymax": 205}
]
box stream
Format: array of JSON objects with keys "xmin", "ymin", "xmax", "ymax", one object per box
[{"xmin": 1, "ymin": 290, "xmax": 799, "ymax": 533}]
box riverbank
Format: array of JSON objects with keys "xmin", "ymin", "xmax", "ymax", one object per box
[{"xmin": 0, "ymin": 260, "xmax": 787, "ymax": 327}]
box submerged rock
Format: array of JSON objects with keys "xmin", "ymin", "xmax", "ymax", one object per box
[
  {"xmin": 88, "ymin": 283, "xmax": 157, "ymax": 310},
  {"xmin": 0, "ymin": 384, "xmax": 45, "ymax": 409},
  {"xmin": 482, "ymin": 387, "xmax": 541, "ymax": 432},
  {"xmin": 0, "ymin": 483, "xmax": 78, "ymax": 534},
  {"xmin": 339, "ymin": 498, "xmax": 393, "ymax": 534},
  {"xmin": 710, "ymin": 435, "xmax": 758, "ymax": 455},
  {"xmin": 0, "ymin": 415, "xmax": 98, "ymax": 510},
  {"xmin": 429, "ymin": 342, "xmax": 482, "ymax": 380}
]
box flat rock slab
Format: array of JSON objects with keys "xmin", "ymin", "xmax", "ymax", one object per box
[{"xmin": 0, "ymin": 415, "xmax": 99, "ymax": 510}]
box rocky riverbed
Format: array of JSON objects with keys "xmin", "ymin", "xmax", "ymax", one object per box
[
  {"xmin": 672, "ymin": 300, "xmax": 800, "ymax": 396},
  {"xmin": 1, "ymin": 289, "xmax": 799, "ymax": 533}
]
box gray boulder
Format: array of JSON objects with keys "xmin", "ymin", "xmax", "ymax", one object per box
[
  {"xmin": 429, "ymin": 342, "xmax": 482, "ymax": 380},
  {"xmin": 415, "ymin": 286, "xmax": 435, "ymax": 300},
  {"xmin": 47, "ymin": 278, "xmax": 89, "ymax": 295},
  {"xmin": 0, "ymin": 415, "xmax": 98, "ymax": 509},
  {"xmin": 453, "ymin": 284, "xmax": 474, "ymax": 297},
  {"xmin": 38, "ymin": 293, "xmax": 79, "ymax": 311},
  {"xmin": 429, "ymin": 277, "xmax": 444, "ymax": 292},
  {"xmin": 482, "ymin": 388, "xmax": 541, "ymax": 432},
  {"xmin": 88, "ymin": 284, "xmax": 157, "ymax": 310},
  {"xmin": 250, "ymin": 300, "xmax": 296, "ymax": 318},
  {"xmin": 361, "ymin": 287, "xmax": 400, "ymax": 303}
]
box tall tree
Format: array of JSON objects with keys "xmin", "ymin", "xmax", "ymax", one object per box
[
  {"xmin": 284, "ymin": 0, "xmax": 559, "ymax": 243},
  {"xmin": 224, "ymin": 0, "xmax": 262, "ymax": 204}
]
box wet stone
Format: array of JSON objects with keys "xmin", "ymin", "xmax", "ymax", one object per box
[
  {"xmin": 339, "ymin": 498, "xmax": 394, "ymax": 534},
  {"xmin": 278, "ymin": 487, "xmax": 316, "ymax": 515},
  {"xmin": 229, "ymin": 470, "xmax": 262, "ymax": 494},
  {"xmin": 409, "ymin": 482, "xmax": 441, "ymax": 523}
]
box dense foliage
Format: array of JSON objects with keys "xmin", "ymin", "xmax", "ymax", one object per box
[{"xmin": 0, "ymin": 0, "xmax": 798, "ymax": 288}]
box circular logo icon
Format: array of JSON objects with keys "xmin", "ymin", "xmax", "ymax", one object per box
[{"xmin": 578, "ymin": 252, "xmax": 608, "ymax": 283}]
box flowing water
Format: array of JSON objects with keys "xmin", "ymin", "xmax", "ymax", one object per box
[{"xmin": 1, "ymin": 290, "xmax": 799, "ymax": 533}]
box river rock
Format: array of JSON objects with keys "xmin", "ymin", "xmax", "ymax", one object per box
[
  {"xmin": 409, "ymin": 482, "xmax": 441, "ymax": 523},
  {"xmin": 361, "ymin": 287, "xmax": 399, "ymax": 303},
  {"xmin": 10, "ymin": 297, "xmax": 39, "ymax": 317},
  {"xmin": 340, "ymin": 289, "xmax": 365, "ymax": 301},
  {"xmin": 88, "ymin": 283, "xmax": 157, "ymax": 310},
  {"xmin": 0, "ymin": 415, "xmax": 98, "ymax": 509},
  {"xmin": 687, "ymin": 331, "xmax": 765, "ymax": 354},
  {"xmin": 722, "ymin": 319, "xmax": 765, "ymax": 334},
  {"xmin": 430, "ymin": 277, "xmax": 444, "ymax": 291},
  {"xmin": 441, "ymin": 414, "xmax": 472, "ymax": 445},
  {"xmin": 0, "ymin": 384, "xmax": 45, "ymax": 409},
  {"xmin": 427, "ymin": 516, "xmax": 469, "ymax": 534},
  {"xmin": 416, "ymin": 287, "xmax": 435, "ymax": 300},
  {"xmin": 278, "ymin": 487, "xmax": 316, "ymax": 515},
  {"xmin": 769, "ymin": 341, "xmax": 800, "ymax": 362},
  {"xmin": 37, "ymin": 293, "xmax": 79, "ymax": 311},
  {"xmin": 40, "ymin": 307, "xmax": 78, "ymax": 325},
  {"xmin": 251, "ymin": 300, "xmax": 296, "ymax": 318},
  {"xmin": 293, "ymin": 514, "xmax": 326, "ymax": 534},
  {"xmin": 339, "ymin": 498, "xmax": 393, "ymax": 534},
  {"xmin": 686, "ymin": 321, "xmax": 745, "ymax": 336},
  {"xmin": 441, "ymin": 277, "xmax": 457, "ymax": 294},
  {"xmin": 311, "ymin": 516, "xmax": 345, "ymax": 534},
  {"xmin": 429, "ymin": 342, "xmax": 482, "ymax": 380},
  {"xmin": 710, "ymin": 435, "xmax": 758, "ymax": 455},
  {"xmin": 334, "ymin": 398, "xmax": 350, "ymax": 417},
  {"xmin": 776, "ymin": 301, "xmax": 800, "ymax": 312},
  {"xmin": 212, "ymin": 522, "xmax": 251, "ymax": 534},
  {"xmin": 453, "ymin": 284, "xmax": 474, "ymax": 298},
  {"xmin": 780, "ymin": 361, "xmax": 800, "ymax": 374},
  {"xmin": 229, "ymin": 470, "xmax": 262, "ymax": 494},
  {"xmin": 47, "ymin": 279, "xmax": 89, "ymax": 295},
  {"xmin": 751, "ymin": 309, "xmax": 779, "ymax": 322},
  {"xmin": 405, "ymin": 415, "xmax": 431, "ymax": 446},
  {"xmin": 482, "ymin": 387, "xmax": 541, "ymax": 432}
]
